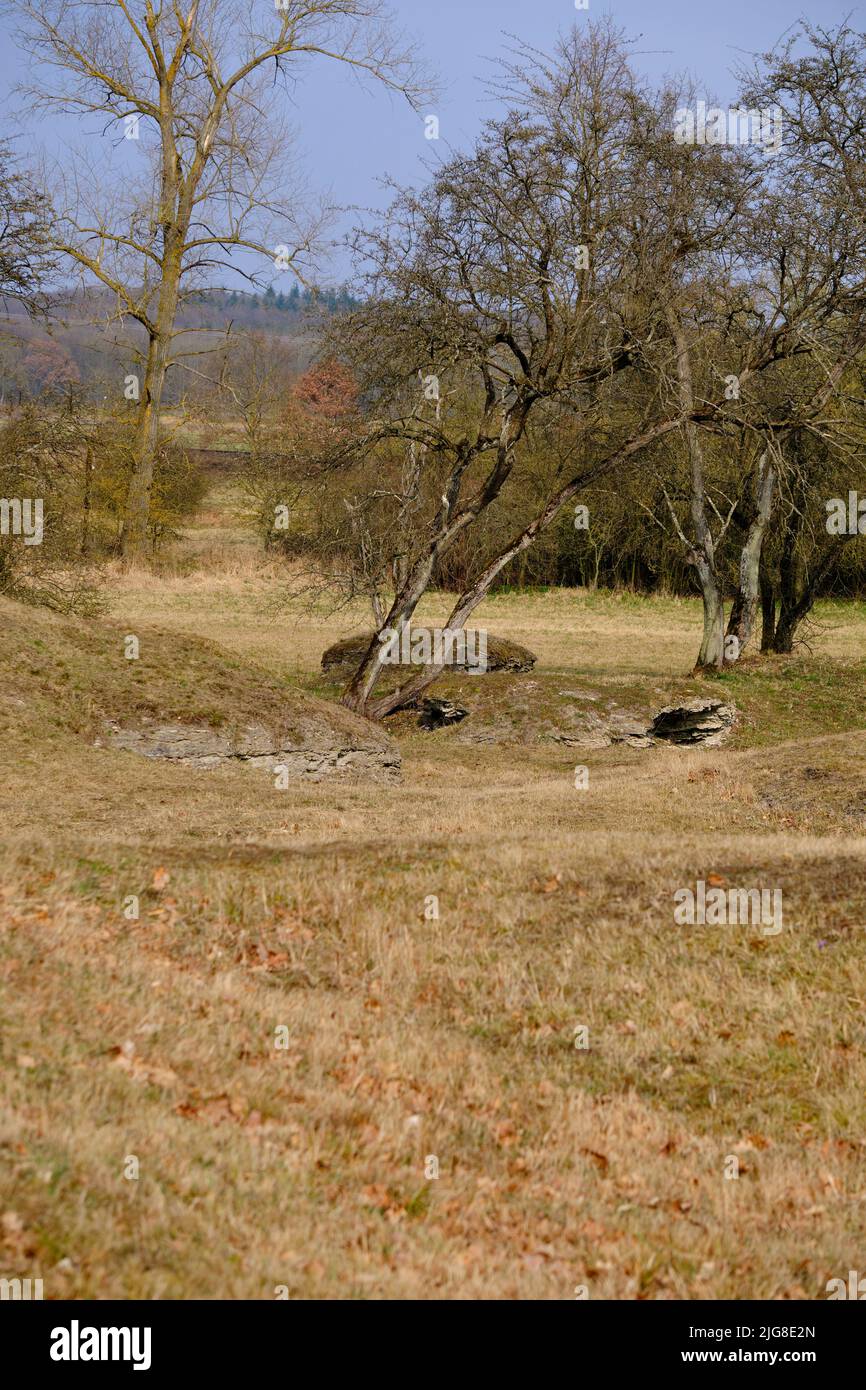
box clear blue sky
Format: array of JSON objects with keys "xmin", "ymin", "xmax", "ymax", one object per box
[{"xmin": 0, "ymin": 0, "xmax": 863, "ymax": 284}]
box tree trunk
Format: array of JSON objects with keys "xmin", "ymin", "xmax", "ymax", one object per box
[
  {"xmin": 759, "ymin": 561, "xmax": 776, "ymax": 650},
  {"xmin": 726, "ymin": 450, "xmax": 775, "ymax": 654},
  {"xmin": 694, "ymin": 559, "xmax": 726, "ymax": 668},
  {"xmin": 341, "ymin": 553, "xmax": 441, "ymax": 714},
  {"xmin": 771, "ymin": 606, "xmax": 797, "ymax": 653},
  {"xmin": 119, "ymin": 241, "xmax": 182, "ymax": 560},
  {"xmin": 81, "ymin": 444, "xmax": 94, "ymax": 558},
  {"xmin": 341, "ymin": 419, "xmax": 529, "ymax": 715},
  {"xmin": 119, "ymin": 332, "xmax": 171, "ymax": 558},
  {"xmin": 770, "ymin": 460, "xmax": 848, "ymax": 652},
  {"xmin": 663, "ymin": 304, "xmax": 726, "ymax": 672},
  {"xmin": 772, "ymin": 545, "xmax": 844, "ymax": 653}
]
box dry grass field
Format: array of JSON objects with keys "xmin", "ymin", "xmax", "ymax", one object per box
[{"xmin": 2, "ymin": 494, "xmax": 866, "ymax": 1300}]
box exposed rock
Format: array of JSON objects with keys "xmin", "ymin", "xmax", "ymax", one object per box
[
  {"xmin": 553, "ymin": 698, "xmax": 737, "ymax": 750},
  {"xmin": 554, "ymin": 705, "xmax": 647, "ymax": 748},
  {"xmin": 648, "ymin": 700, "xmax": 737, "ymax": 746},
  {"xmin": 0, "ymin": 594, "xmax": 402, "ymax": 782},
  {"xmin": 609, "ymin": 712, "xmax": 650, "ymax": 739},
  {"xmin": 417, "ymin": 698, "xmax": 469, "ymax": 731},
  {"xmin": 100, "ymin": 715, "xmax": 401, "ymax": 781},
  {"xmin": 553, "ymin": 731, "xmax": 612, "ymax": 749},
  {"xmin": 321, "ymin": 631, "xmax": 537, "ymax": 675}
]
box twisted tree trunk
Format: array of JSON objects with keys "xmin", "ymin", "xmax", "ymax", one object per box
[
  {"xmin": 664, "ymin": 304, "xmax": 725, "ymax": 670},
  {"xmin": 726, "ymin": 449, "xmax": 775, "ymax": 655}
]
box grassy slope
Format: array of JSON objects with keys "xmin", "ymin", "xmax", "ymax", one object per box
[
  {"xmin": 2, "ymin": 535, "xmax": 866, "ymax": 1298},
  {"xmin": 0, "ymin": 595, "xmax": 393, "ymax": 757}
]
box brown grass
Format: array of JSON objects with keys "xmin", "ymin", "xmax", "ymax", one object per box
[{"xmin": 2, "ymin": 536, "xmax": 866, "ymax": 1300}]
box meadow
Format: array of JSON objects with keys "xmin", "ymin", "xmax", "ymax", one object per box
[{"xmin": 2, "ymin": 486, "xmax": 866, "ymax": 1300}]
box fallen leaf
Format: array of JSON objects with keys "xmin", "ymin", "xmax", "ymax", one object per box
[
  {"xmin": 110, "ymin": 1047, "xmax": 178, "ymax": 1088},
  {"xmin": 747, "ymin": 1132, "xmax": 772, "ymax": 1150}
]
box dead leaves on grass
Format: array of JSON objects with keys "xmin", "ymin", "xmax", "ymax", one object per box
[
  {"xmin": 108, "ymin": 1045, "xmax": 268, "ymax": 1132},
  {"xmin": 174, "ymin": 1093, "xmax": 263, "ymax": 1130},
  {"xmin": 530, "ymin": 872, "xmax": 586, "ymax": 896},
  {"xmin": 1, "ymin": 1209, "xmax": 38, "ymax": 1261},
  {"xmin": 108, "ymin": 1043, "xmax": 179, "ymax": 1089}
]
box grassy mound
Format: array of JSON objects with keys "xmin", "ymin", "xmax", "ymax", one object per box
[
  {"xmin": 0, "ymin": 595, "xmax": 397, "ymax": 773},
  {"xmin": 321, "ymin": 630, "xmax": 537, "ymax": 675}
]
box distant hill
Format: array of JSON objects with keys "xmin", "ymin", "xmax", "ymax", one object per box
[
  {"xmin": 178, "ymin": 284, "xmax": 361, "ymax": 331},
  {"xmin": 0, "ymin": 284, "xmax": 359, "ymax": 404},
  {"xmin": 3, "ymin": 281, "xmax": 361, "ymax": 328}
]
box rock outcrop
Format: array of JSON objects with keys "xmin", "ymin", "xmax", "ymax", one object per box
[
  {"xmin": 100, "ymin": 715, "xmax": 400, "ymax": 780},
  {"xmin": 555, "ymin": 698, "xmax": 737, "ymax": 750},
  {"xmin": 417, "ymin": 698, "xmax": 469, "ymax": 731},
  {"xmin": 648, "ymin": 700, "xmax": 737, "ymax": 746}
]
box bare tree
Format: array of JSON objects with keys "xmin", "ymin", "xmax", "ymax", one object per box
[
  {"xmin": 306, "ymin": 22, "xmax": 683, "ymax": 716},
  {"xmin": 5, "ymin": 0, "xmax": 430, "ymax": 558},
  {"xmin": 320, "ymin": 26, "xmax": 798, "ymax": 710},
  {"xmin": 734, "ymin": 19, "xmax": 866, "ymax": 653},
  {"xmin": 0, "ymin": 141, "xmax": 54, "ymax": 313},
  {"xmin": 632, "ymin": 23, "xmax": 866, "ymax": 670}
]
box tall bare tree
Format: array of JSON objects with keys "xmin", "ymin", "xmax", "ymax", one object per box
[
  {"xmin": 736, "ymin": 19, "xmax": 866, "ymax": 653},
  {"xmin": 6, "ymin": 0, "xmax": 429, "ymax": 557},
  {"xmin": 319, "ymin": 27, "xmax": 794, "ymax": 710},
  {"xmin": 0, "ymin": 141, "xmax": 54, "ymax": 312},
  {"xmin": 321, "ymin": 22, "xmax": 652, "ymax": 715}
]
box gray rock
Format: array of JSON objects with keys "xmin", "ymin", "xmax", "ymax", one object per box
[
  {"xmin": 554, "ymin": 698, "xmax": 737, "ymax": 751},
  {"xmin": 648, "ymin": 700, "xmax": 737, "ymax": 746},
  {"xmin": 418, "ymin": 698, "xmax": 469, "ymax": 731},
  {"xmin": 101, "ymin": 716, "xmax": 401, "ymax": 781},
  {"xmin": 552, "ymin": 731, "xmax": 612, "ymax": 748}
]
